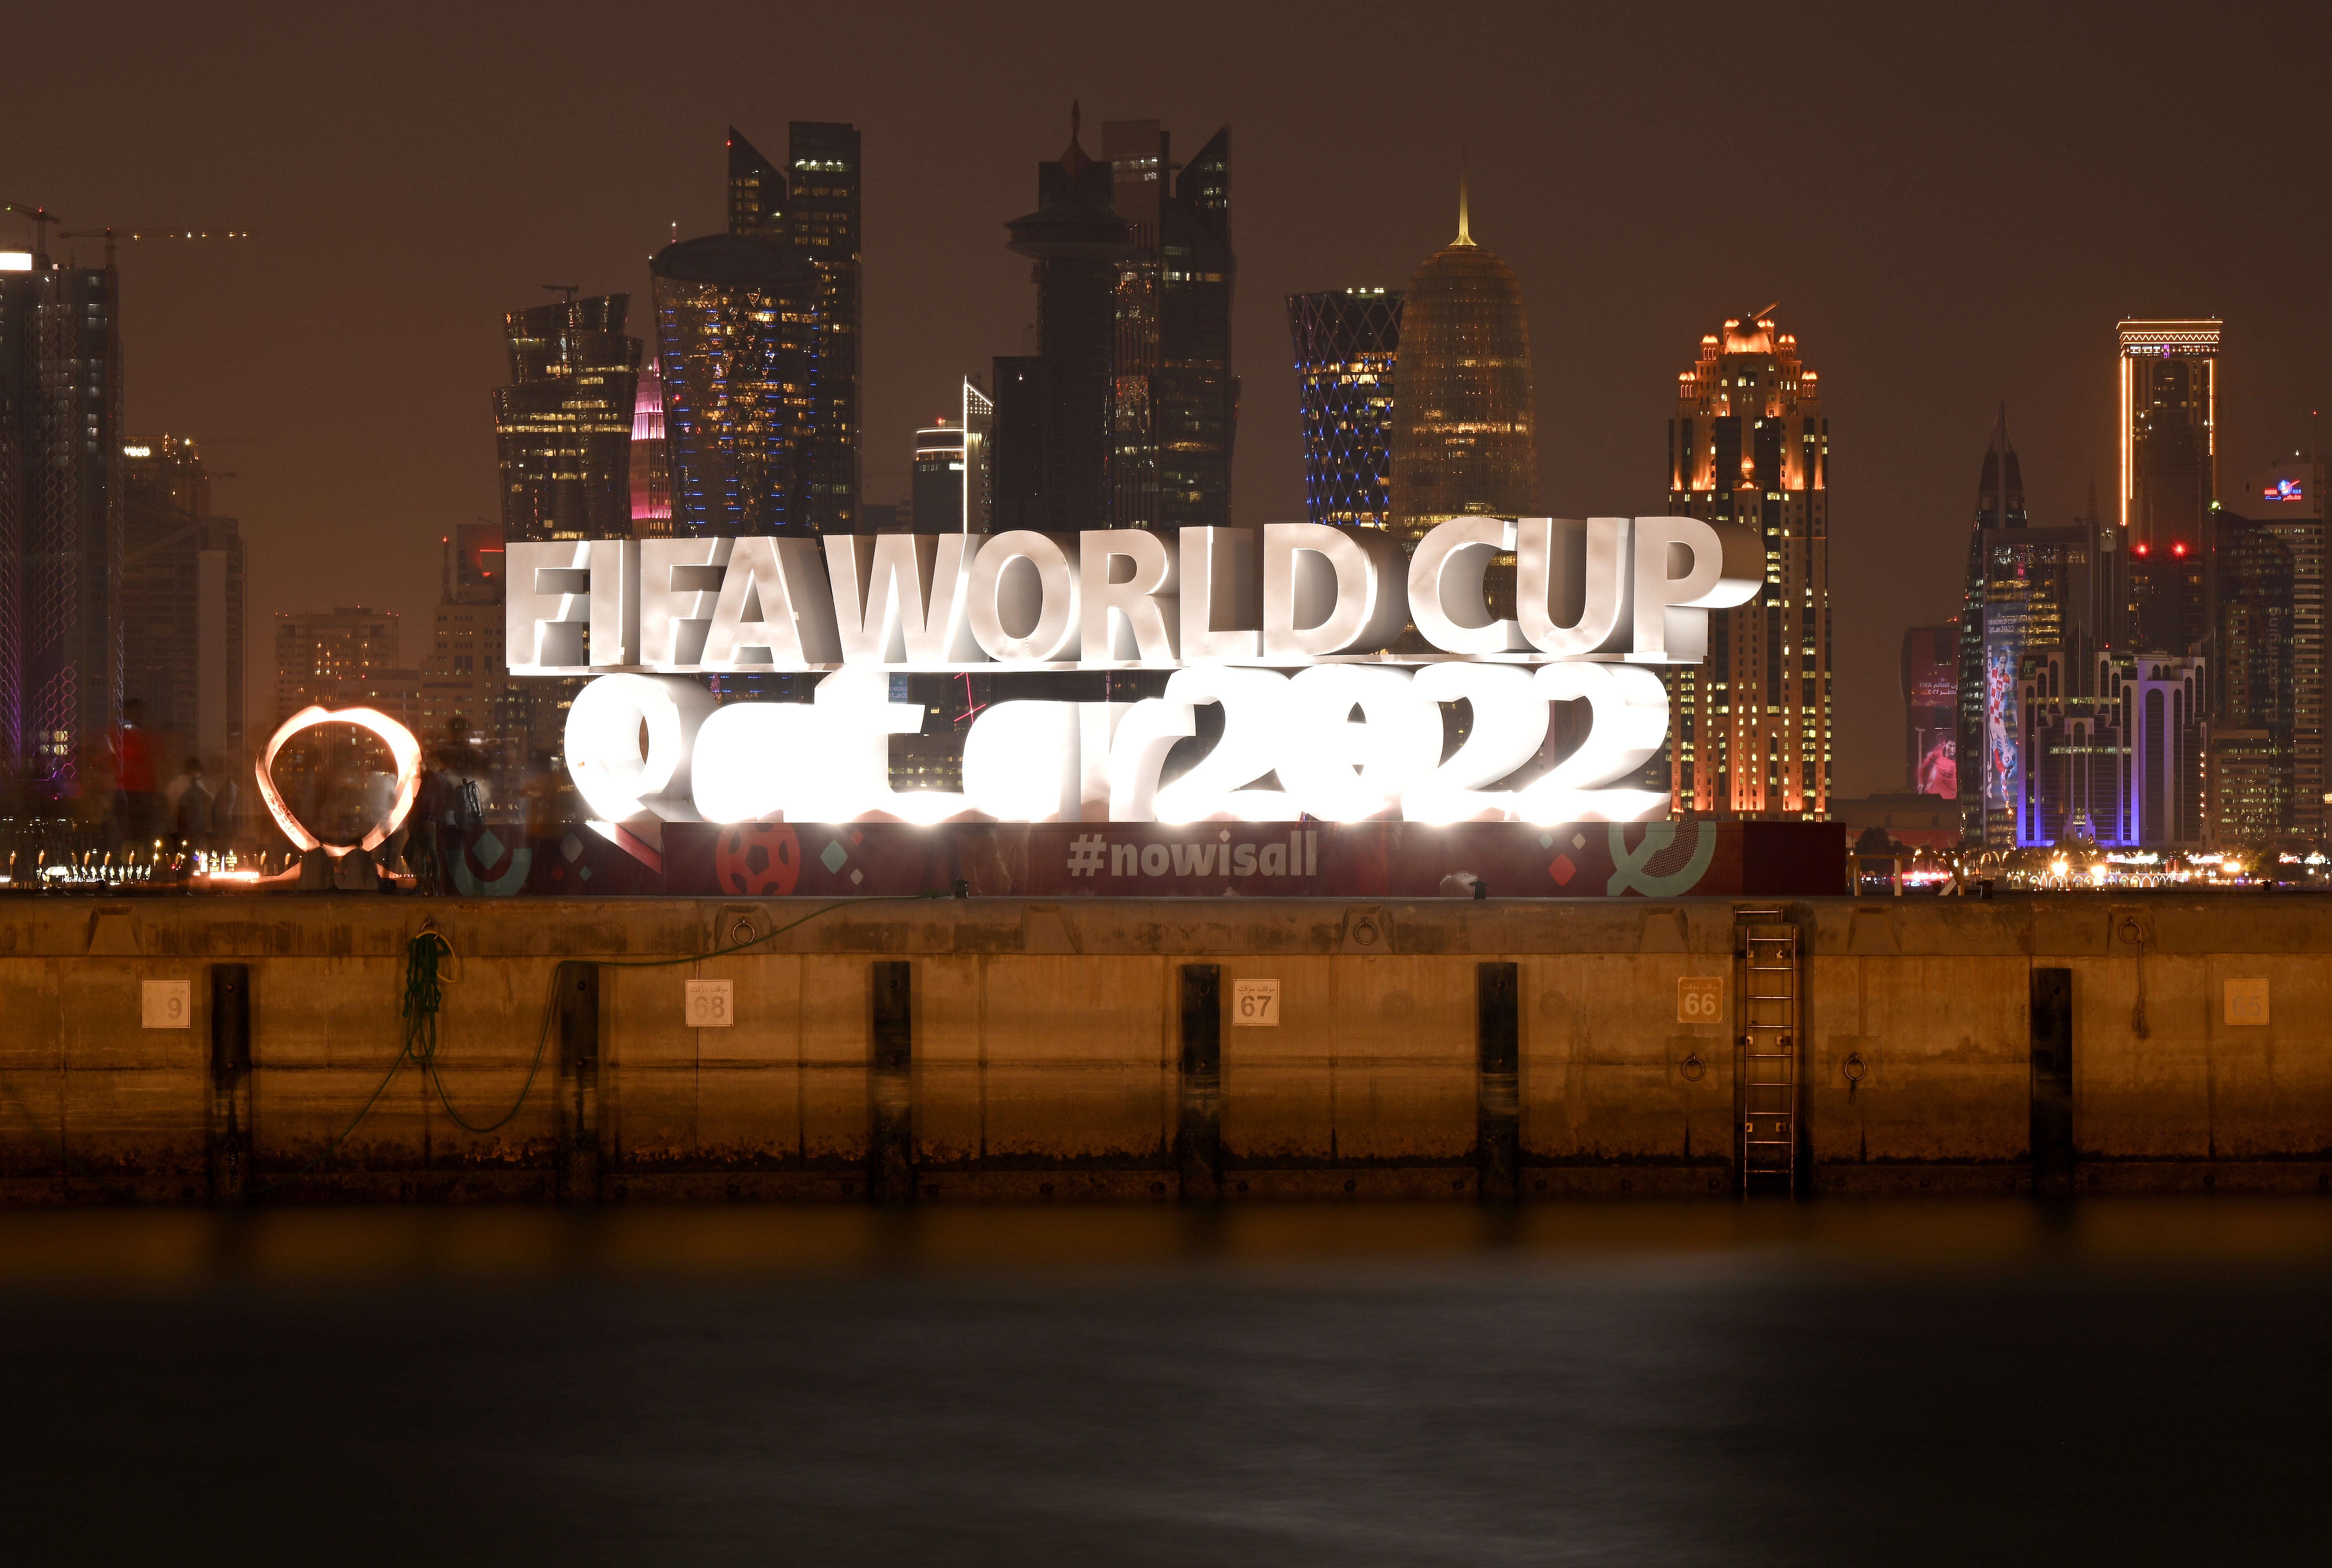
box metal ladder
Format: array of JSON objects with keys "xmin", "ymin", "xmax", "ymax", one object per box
[{"xmin": 1738, "ymin": 919, "xmax": 1799, "ymax": 1194}]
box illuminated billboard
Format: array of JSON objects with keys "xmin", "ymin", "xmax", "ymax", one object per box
[
  {"xmin": 1900, "ymin": 623, "xmax": 1956, "ymax": 799},
  {"xmin": 1983, "ymin": 634, "xmax": 2020, "ymax": 809}
]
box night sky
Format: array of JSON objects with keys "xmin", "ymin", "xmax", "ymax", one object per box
[{"xmin": 13, "ymin": 0, "xmax": 2328, "ymax": 796}]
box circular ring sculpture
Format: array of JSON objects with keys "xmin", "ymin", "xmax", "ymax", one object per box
[{"xmin": 253, "ymin": 705, "xmax": 423, "ymax": 857}]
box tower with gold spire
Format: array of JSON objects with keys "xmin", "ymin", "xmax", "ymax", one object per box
[{"xmin": 1386, "ymin": 172, "xmax": 1540, "ymax": 541}]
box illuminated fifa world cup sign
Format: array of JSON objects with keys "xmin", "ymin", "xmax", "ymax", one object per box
[{"xmin": 510, "ymin": 516, "xmax": 1760, "ymax": 828}]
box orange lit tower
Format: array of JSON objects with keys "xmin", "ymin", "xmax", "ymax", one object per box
[
  {"xmin": 1663, "ymin": 310, "xmax": 1830, "ymax": 819},
  {"xmin": 2118, "ymin": 318, "xmax": 2220, "ymax": 657},
  {"xmin": 1386, "ymin": 178, "xmax": 1538, "ymax": 540}
]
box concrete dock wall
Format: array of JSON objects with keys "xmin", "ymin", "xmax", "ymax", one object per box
[{"xmin": 0, "ymin": 896, "xmax": 2326, "ymax": 1202}]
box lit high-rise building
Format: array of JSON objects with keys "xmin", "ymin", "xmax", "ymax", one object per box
[
  {"xmin": 912, "ymin": 417, "xmax": 964, "ymax": 532},
  {"xmin": 1388, "ymin": 183, "xmax": 1537, "ymax": 541},
  {"xmin": 1001, "ymin": 108, "xmax": 1131, "ymax": 534},
  {"xmin": 651, "ymin": 232, "xmax": 822, "ymax": 536},
  {"xmin": 628, "ymin": 355, "xmax": 672, "ymax": 535},
  {"xmin": 728, "ymin": 124, "xmax": 863, "ymax": 533},
  {"xmin": 1103, "ymin": 118, "xmax": 1236, "ymax": 530},
  {"xmin": 2014, "ymin": 649, "xmax": 2206, "ymax": 850},
  {"xmin": 418, "ymin": 524, "xmax": 531, "ymax": 770},
  {"xmin": 959, "ymin": 378, "xmax": 993, "ymax": 534},
  {"xmin": 491, "ymin": 295, "xmax": 642, "ymax": 541},
  {"xmin": 1664, "ymin": 309, "xmax": 1829, "ymax": 819},
  {"xmin": 0, "ymin": 244, "xmax": 121, "ymax": 796},
  {"xmin": 1286, "ymin": 289, "xmax": 1401, "ymax": 528},
  {"xmin": 2213, "ymin": 456, "xmax": 2326, "ymax": 844},
  {"xmin": 1956, "ymin": 408, "xmax": 2098, "ymax": 844},
  {"xmin": 2119, "ymin": 318, "xmax": 2220, "ymax": 655},
  {"xmin": 274, "ymin": 607, "xmax": 401, "ymax": 726},
  {"xmin": 121, "ymin": 435, "xmax": 245, "ymax": 779}
]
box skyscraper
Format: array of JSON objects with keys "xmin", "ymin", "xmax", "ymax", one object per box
[
  {"xmin": 1001, "ymin": 108, "xmax": 1131, "ymax": 534},
  {"xmin": 121, "ymin": 435, "xmax": 244, "ymax": 778},
  {"xmin": 491, "ymin": 294, "xmax": 642, "ymax": 541},
  {"xmin": 651, "ymin": 233, "xmax": 822, "ymax": 536},
  {"xmin": 2014, "ymin": 649, "xmax": 2206, "ymax": 850},
  {"xmin": 628, "ymin": 354, "xmax": 672, "ymax": 536},
  {"xmin": 2214, "ymin": 455, "xmax": 2326, "ymax": 844},
  {"xmin": 418, "ymin": 524, "xmax": 529, "ymax": 772},
  {"xmin": 1387, "ymin": 184, "xmax": 1537, "ymax": 541},
  {"xmin": 1664, "ymin": 310, "xmax": 1829, "ymax": 819},
  {"xmin": 1956, "ymin": 408, "xmax": 2098, "ymax": 843},
  {"xmin": 1103, "ymin": 118, "xmax": 1237, "ymax": 530},
  {"xmin": 0, "ymin": 245, "xmax": 121, "ymax": 797},
  {"xmin": 274, "ymin": 607, "xmax": 401, "ymax": 725},
  {"xmin": 728, "ymin": 124, "xmax": 864, "ymax": 533},
  {"xmin": 2120, "ymin": 319, "xmax": 2220, "ymax": 654},
  {"xmin": 912, "ymin": 418, "xmax": 964, "ymax": 532},
  {"xmin": 987, "ymin": 356, "xmax": 1050, "ymax": 530},
  {"xmin": 1286, "ymin": 288, "xmax": 1401, "ymax": 528},
  {"xmin": 959, "ymin": 377, "xmax": 994, "ymax": 534}
]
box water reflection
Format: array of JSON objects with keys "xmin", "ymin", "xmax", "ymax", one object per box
[
  {"xmin": 2, "ymin": 1198, "xmax": 2328, "ymax": 1285},
  {"xmin": 0, "ymin": 1201, "xmax": 2324, "ymax": 1562}
]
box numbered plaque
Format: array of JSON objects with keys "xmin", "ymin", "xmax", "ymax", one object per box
[
  {"xmin": 1677, "ymin": 975, "xmax": 1723, "ymax": 1025},
  {"xmin": 1232, "ymin": 978, "xmax": 1281, "ymax": 1027},
  {"xmin": 141, "ymin": 979, "xmax": 192, "ymax": 1030},
  {"xmin": 2224, "ymin": 978, "xmax": 2269, "ymax": 1027},
  {"xmin": 685, "ymin": 978, "xmax": 736, "ymax": 1028}
]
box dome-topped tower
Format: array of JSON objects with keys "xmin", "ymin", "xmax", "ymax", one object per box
[{"xmin": 1386, "ymin": 174, "xmax": 1540, "ymax": 541}]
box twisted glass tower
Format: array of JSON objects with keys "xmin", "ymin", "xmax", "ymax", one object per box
[
  {"xmin": 650, "ymin": 233, "xmax": 822, "ymax": 536},
  {"xmin": 1386, "ymin": 183, "xmax": 1538, "ymax": 542}
]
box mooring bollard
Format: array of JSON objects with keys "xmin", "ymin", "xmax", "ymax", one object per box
[
  {"xmin": 1476, "ymin": 962, "xmax": 1520, "ymax": 1202},
  {"xmin": 1178, "ymin": 964, "xmax": 1223, "ymax": 1201},
  {"xmin": 555, "ymin": 962, "xmax": 601, "ymax": 1203},
  {"xmin": 869, "ymin": 960, "xmax": 914, "ymax": 1202}
]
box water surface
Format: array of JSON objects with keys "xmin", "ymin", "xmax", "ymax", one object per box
[{"xmin": 1, "ymin": 1200, "xmax": 2324, "ymax": 1564}]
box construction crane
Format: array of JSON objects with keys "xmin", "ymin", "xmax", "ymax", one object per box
[
  {"xmin": 1, "ymin": 202, "xmax": 62, "ymax": 253},
  {"xmin": 58, "ymin": 226, "xmax": 256, "ymax": 268}
]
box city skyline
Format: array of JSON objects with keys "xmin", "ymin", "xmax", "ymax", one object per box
[{"xmin": 10, "ymin": 2, "xmax": 2329, "ymax": 801}]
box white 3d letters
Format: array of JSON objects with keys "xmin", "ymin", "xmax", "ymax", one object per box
[
  {"xmin": 1408, "ymin": 517, "xmax": 1528, "ymax": 654},
  {"xmin": 702, "ymin": 536, "xmax": 842, "ymax": 668},
  {"xmin": 530, "ymin": 513, "xmax": 1767, "ymax": 824},
  {"xmin": 1276, "ymin": 665, "xmax": 1439, "ymax": 820},
  {"xmin": 968, "ymin": 530, "xmax": 1081, "ymax": 663},
  {"xmin": 1079, "ymin": 530, "xmax": 1179, "ymax": 663},
  {"xmin": 1517, "ymin": 517, "xmax": 1632, "ymax": 657},
  {"xmin": 565, "ymin": 673, "xmax": 715, "ymax": 823},
  {"xmin": 827, "ymin": 532, "xmax": 983, "ymax": 665},
  {"xmin": 1262, "ymin": 523, "xmax": 1407, "ymax": 659},
  {"xmin": 1628, "ymin": 515, "xmax": 1762, "ymax": 664}
]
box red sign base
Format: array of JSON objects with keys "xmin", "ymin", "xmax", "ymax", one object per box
[{"xmin": 659, "ymin": 819, "xmax": 1845, "ymax": 900}]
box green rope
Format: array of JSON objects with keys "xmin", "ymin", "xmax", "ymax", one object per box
[
  {"xmin": 0, "ymin": 890, "xmax": 958, "ymax": 1203},
  {"xmin": 287, "ymin": 890, "xmax": 956, "ymax": 1186}
]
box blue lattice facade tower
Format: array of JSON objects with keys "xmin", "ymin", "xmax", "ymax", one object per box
[
  {"xmin": 0, "ymin": 252, "xmax": 122, "ymax": 798},
  {"xmin": 1285, "ymin": 289, "xmax": 1401, "ymax": 528}
]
